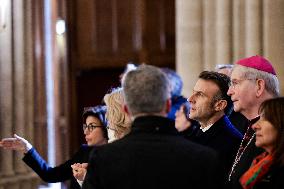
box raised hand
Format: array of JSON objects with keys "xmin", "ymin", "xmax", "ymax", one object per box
[
  {"xmin": 71, "ymin": 163, "xmax": 88, "ymax": 181},
  {"xmin": 0, "ymin": 134, "xmax": 32, "ymax": 153}
]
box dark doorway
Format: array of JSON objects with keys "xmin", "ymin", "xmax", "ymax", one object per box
[{"xmin": 71, "ymin": 68, "xmax": 123, "ymax": 150}]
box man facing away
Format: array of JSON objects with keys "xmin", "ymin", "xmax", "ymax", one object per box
[
  {"xmin": 187, "ymin": 71, "xmax": 243, "ymax": 175},
  {"xmin": 227, "ymin": 55, "xmax": 280, "ymax": 189},
  {"xmin": 82, "ymin": 65, "xmax": 222, "ymax": 189}
]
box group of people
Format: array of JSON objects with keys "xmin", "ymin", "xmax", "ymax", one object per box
[
  {"xmin": 0, "ymin": 87, "xmax": 130, "ymax": 189},
  {"xmin": 1, "ymin": 55, "xmax": 284, "ymax": 189}
]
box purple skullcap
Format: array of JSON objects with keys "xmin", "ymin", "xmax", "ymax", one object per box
[{"xmin": 236, "ymin": 55, "xmax": 276, "ymax": 75}]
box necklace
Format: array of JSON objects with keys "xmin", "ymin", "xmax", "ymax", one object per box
[{"xmin": 228, "ymin": 132, "xmax": 255, "ymax": 181}]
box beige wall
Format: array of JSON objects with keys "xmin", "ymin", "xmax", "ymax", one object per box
[
  {"xmin": 0, "ymin": 0, "xmax": 39, "ymax": 188},
  {"xmin": 0, "ymin": 0, "xmax": 69, "ymax": 187},
  {"xmin": 176, "ymin": 0, "xmax": 284, "ymax": 98}
]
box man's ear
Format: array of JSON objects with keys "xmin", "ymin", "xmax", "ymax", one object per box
[
  {"xmin": 166, "ymin": 98, "xmax": 172, "ymax": 114},
  {"xmin": 123, "ymin": 104, "xmax": 130, "ymax": 116},
  {"xmin": 214, "ymin": 99, "xmax": 227, "ymax": 112},
  {"xmin": 255, "ymin": 79, "xmax": 265, "ymax": 97}
]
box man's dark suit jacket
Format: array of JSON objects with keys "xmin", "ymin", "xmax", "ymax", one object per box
[
  {"xmin": 23, "ymin": 145, "xmax": 93, "ymax": 189},
  {"xmin": 83, "ymin": 116, "xmax": 223, "ymax": 189},
  {"xmin": 229, "ymin": 111, "xmax": 249, "ymax": 135},
  {"xmin": 253, "ymin": 165, "xmax": 284, "ymax": 189},
  {"xmin": 189, "ymin": 115, "xmax": 243, "ymax": 174}
]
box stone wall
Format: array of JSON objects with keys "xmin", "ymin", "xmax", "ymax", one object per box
[{"xmin": 176, "ymin": 0, "xmax": 284, "ymax": 97}]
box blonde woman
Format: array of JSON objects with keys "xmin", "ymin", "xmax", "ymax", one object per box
[{"xmin": 104, "ymin": 88, "xmax": 131, "ymax": 142}]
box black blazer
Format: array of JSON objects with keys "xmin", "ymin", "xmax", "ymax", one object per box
[
  {"xmin": 23, "ymin": 145, "xmax": 93, "ymax": 189},
  {"xmin": 229, "ymin": 111, "xmax": 249, "ymax": 135},
  {"xmin": 253, "ymin": 165, "xmax": 284, "ymax": 189},
  {"xmin": 189, "ymin": 115, "xmax": 243, "ymax": 174},
  {"xmin": 83, "ymin": 116, "xmax": 223, "ymax": 189}
]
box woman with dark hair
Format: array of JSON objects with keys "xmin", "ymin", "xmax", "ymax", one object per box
[
  {"xmin": 0, "ymin": 105, "xmax": 108, "ymax": 189},
  {"xmin": 239, "ymin": 97, "xmax": 284, "ymax": 189}
]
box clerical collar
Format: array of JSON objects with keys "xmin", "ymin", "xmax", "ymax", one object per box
[{"xmin": 249, "ymin": 116, "xmax": 260, "ymax": 125}]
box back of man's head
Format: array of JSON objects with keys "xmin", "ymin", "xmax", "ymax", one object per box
[{"xmin": 122, "ymin": 65, "xmax": 171, "ymax": 117}]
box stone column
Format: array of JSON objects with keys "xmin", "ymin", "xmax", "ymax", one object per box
[
  {"xmin": 245, "ymin": 0, "xmax": 262, "ymax": 56},
  {"xmin": 216, "ymin": 0, "xmax": 232, "ymax": 64},
  {"xmin": 24, "ymin": 0, "xmax": 35, "ymax": 152},
  {"xmin": 203, "ymin": 0, "xmax": 216, "ymax": 70},
  {"xmin": 232, "ymin": 0, "xmax": 245, "ymax": 61},
  {"xmin": 0, "ymin": 0, "xmax": 14, "ymax": 177},
  {"xmin": 175, "ymin": 0, "xmax": 284, "ymax": 98},
  {"xmin": 263, "ymin": 0, "xmax": 284, "ymax": 95},
  {"xmin": 176, "ymin": 0, "xmax": 203, "ymax": 97},
  {"xmin": 13, "ymin": 0, "xmax": 29, "ymax": 173}
]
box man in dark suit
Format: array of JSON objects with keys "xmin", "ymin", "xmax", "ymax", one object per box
[
  {"xmin": 83, "ymin": 65, "xmax": 222, "ymax": 189},
  {"xmin": 187, "ymin": 71, "xmax": 243, "ymax": 174}
]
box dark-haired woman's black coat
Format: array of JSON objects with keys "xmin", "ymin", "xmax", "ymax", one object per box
[
  {"xmin": 22, "ymin": 145, "xmax": 93, "ymax": 189},
  {"xmin": 251, "ymin": 165, "xmax": 284, "ymax": 189}
]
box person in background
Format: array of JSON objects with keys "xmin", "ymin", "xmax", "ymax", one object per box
[
  {"xmin": 215, "ymin": 63, "xmax": 248, "ymax": 135},
  {"xmin": 175, "ymin": 101, "xmax": 199, "ymax": 140},
  {"xmin": 216, "ymin": 64, "xmax": 234, "ymax": 76},
  {"xmin": 119, "ymin": 62, "xmax": 138, "ymax": 83},
  {"xmin": 0, "ymin": 105, "xmax": 108, "ymax": 189},
  {"xmin": 161, "ymin": 67, "xmax": 187, "ymax": 120},
  {"xmin": 227, "ymin": 55, "xmax": 279, "ymax": 189},
  {"xmin": 73, "ymin": 88, "xmax": 132, "ymax": 186},
  {"xmin": 239, "ymin": 97, "xmax": 284, "ymax": 189},
  {"xmin": 83, "ymin": 64, "xmax": 222, "ymax": 189},
  {"xmin": 103, "ymin": 87, "xmax": 131, "ymax": 143}
]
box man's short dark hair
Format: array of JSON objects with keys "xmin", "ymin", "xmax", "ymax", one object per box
[{"xmin": 199, "ymin": 71, "xmax": 233, "ymax": 116}]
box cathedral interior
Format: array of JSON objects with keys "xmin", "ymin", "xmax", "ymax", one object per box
[{"xmin": 0, "ymin": 0, "xmax": 284, "ymax": 188}]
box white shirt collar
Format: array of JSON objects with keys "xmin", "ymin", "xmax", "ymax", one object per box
[{"xmin": 200, "ymin": 123, "xmax": 214, "ymax": 132}]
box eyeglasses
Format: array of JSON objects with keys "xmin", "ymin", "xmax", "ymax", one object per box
[
  {"xmin": 82, "ymin": 123, "xmax": 103, "ymax": 132},
  {"xmin": 229, "ymin": 78, "xmax": 255, "ymax": 89}
]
